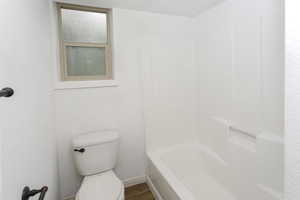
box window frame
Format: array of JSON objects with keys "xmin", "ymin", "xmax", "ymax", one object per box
[{"xmin": 57, "ymin": 3, "xmax": 113, "ymax": 81}]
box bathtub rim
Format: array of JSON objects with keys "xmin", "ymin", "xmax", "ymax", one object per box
[
  {"xmin": 147, "ymin": 140, "xmax": 284, "ymax": 200},
  {"xmin": 147, "ymin": 143, "xmax": 199, "ymax": 200}
]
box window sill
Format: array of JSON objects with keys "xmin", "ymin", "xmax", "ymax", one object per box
[{"xmin": 54, "ymin": 80, "xmax": 118, "ymax": 90}]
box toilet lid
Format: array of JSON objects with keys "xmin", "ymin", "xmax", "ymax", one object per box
[{"xmin": 76, "ymin": 170, "xmax": 123, "ymax": 200}]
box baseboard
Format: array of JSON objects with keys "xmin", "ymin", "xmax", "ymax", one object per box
[
  {"xmin": 146, "ymin": 176, "xmax": 164, "ymax": 200},
  {"xmin": 123, "ymin": 175, "xmax": 146, "ymax": 188},
  {"xmin": 64, "ymin": 196, "xmax": 75, "ymax": 200}
]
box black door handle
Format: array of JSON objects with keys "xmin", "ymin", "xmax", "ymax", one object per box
[
  {"xmin": 22, "ymin": 186, "xmax": 48, "ymax": 200},
  {"xmin": 0, "ymin": 87, "xmax": 14, "ymax": 98}
]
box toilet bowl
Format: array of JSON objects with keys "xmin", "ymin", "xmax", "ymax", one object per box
[
  {"xmin": 72, "ymin": 131, "xmax": 124, "ymax": 200},
  {"xmin": 76, "ymin": 171, "xmax": 124, "ymax": 200}
]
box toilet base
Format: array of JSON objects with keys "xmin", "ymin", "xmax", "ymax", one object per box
[{"xmin": 76, "ymin": 170, "xmax": 124, "ymax": 200}]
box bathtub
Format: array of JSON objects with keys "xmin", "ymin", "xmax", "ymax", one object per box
[
  {"xmin": 147, "ymin": 143, "xmax": 236, "ymax": 200},
  {"xmin": 147, "ymin": 143, "xmax": 282, "ymax": 200}
]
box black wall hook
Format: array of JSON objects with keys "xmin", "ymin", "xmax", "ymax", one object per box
[
  {"xmin": 22, "ymin": 186, "xmax": 48, "ymax": 200},
  {"xmin": 0, "ymin": 87, "xmax": 14, "ymax": 98}
]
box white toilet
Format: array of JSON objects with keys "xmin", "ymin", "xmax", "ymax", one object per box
[{"xmin": 72, "ymin": 131, "xmax": 124, "ymax": 200}]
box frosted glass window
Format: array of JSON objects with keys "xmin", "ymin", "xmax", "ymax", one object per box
[
  {"xmin": 57, "ymin": 3, "xmax": 112, "ymax": 81},
  {"xmin": 66, "ymin": 47, "xmax": 106, "ymax": 76},
  {"xmin": 61, "ymin": 9, "xmax": 107, "ymax": 43}
]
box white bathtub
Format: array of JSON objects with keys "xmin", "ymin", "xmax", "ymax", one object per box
[
  {"xmin": 147, "ymin": 143, "xmax": 236, "ymax": 200},
  {"xmin": 147, "ymin": 143, "xmax": 283, "ymax": 200}
]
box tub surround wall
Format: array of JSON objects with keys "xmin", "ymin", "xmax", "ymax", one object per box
[
  {"xmin": 195, "ymin": 0, "xmax": 284, "ymax": 144},
  {"xmin": 194, "ymin": 0, "xmax": 284, "ymax": 199}
]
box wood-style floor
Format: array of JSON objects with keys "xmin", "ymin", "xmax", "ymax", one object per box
[{"xmin": 125, "ymin": 183, "xmax": 155, "ymax": 200}]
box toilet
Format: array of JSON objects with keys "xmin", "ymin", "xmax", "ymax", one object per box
[{"xmin": 72, "ymin": 131, "xmax": 124, "ymax": 200}]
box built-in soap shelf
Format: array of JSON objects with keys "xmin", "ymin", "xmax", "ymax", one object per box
[
  {"xmin": 211, "ymin": 117, "xmax": 258, "ymax": 152},
  {"xmin": 228, "ymin": 126, "xmax": 257, "ymax": 140}
]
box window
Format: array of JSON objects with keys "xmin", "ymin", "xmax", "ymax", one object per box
[{"xmin": 57, "ymin": 3, "xmax": 112, "ymax": 81}]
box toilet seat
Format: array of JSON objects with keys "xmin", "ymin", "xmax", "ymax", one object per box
[{"xmin": 76, "ymin": 170, "xmax": 124, "ymax": 200}]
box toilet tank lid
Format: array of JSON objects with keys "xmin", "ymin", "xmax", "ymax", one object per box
[{"xmin": 72, "ymin": 131, "xmax": 119, "ymax": 148}]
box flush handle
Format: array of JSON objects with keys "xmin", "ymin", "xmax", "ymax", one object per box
[{"xmin": 74, "ymin": 148, "xmax": 85, "ymax": 153}]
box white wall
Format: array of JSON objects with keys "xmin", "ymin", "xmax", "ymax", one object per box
[
  {"xmin": 53, "ymin": 7, "xmax": 146, "ymax": 199},
  {"xmin": 194, "ymin": 0, "xmax": 284, "ymax": 199},
  {"xmin": 52, "ymin": 5, "xmax": 197, "ymax": 198},
  {"xmin": 285, "ymin": 1, "xmax": 300, "ymax": 200},
  {"xmin": 0, "ymin": 0, "xmax": 58, "ymax": 199}
]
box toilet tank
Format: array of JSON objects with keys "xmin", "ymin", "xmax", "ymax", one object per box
[{"xmin": 72, "ymin": 131, "xmax": 119, "ymax": 176}]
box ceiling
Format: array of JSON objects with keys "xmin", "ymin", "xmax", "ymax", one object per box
[{"xmin": 55, "ymin": 0, "xmax": 225, "ymax": 17}]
